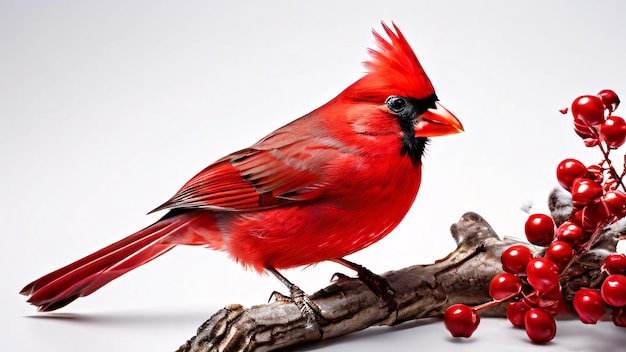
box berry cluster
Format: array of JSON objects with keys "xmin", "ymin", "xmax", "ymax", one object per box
[{"xmin": 444, "ymin": 89, "xmax": 626, "ymax": 343}]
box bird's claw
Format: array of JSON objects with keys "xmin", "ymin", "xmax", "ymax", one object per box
[
  {"xmin": 269, "ymin": 285, "xmax": 324, "ymax": 335},
  {"xmin": 268, "ymin": 290, "xmax": 291, "ymax": 303},
  {"xmin": 330, "ymin": 272, "xmax": 351, "ymax": 283},
  {"xmin": 333, "ymin": 260, "xmax": 399, "ymax": 323},
  {"xmin": 359, "ymin": 271, "xmax": 396, "ymax": 303},
  {"xmin": 357, "ymin": 270, "xmax": 398, "ymax": 322}
]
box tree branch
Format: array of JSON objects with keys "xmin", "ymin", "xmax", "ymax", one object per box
[{"xmin": 177, "ymin": 190, "xmax": 621, "ymax": 352}]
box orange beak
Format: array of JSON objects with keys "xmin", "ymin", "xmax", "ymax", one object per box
[{"xmin": 414, "ymin": 102, "xmax": 464, "ymax": 137}]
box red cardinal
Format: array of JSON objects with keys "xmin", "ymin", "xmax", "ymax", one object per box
[{"xmin": 21, "ymin": 23, "xmax": 463, "ymax": 313}]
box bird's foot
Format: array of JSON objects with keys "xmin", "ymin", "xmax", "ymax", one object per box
[
  {"xmin": 332, "ymin": 258, "xmax": 398, "ymax": 323},
  {"xmin": 269, "ymin": 285, "xmax": 324, "ymax": 335},
  {"xmin": 356, "ymin": 267, "xmax": 396, "ymax": 304},
  {"xmin": 266, "ymin": 266, "xmax": 324, "ymax": 337}
]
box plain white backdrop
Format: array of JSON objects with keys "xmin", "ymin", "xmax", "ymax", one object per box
[{"xmin": 2, "ymin": 1, "xmax": 626, "ymax": 351}]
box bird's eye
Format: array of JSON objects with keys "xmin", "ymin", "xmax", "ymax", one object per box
[{"xmin": 385, "ymin": 96, "xmax": 407, "ymax": 113}]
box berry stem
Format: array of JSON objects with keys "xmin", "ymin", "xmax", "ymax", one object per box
[
  {"xmin": 596, "ymin": 140, "xmax": 626, "ymax": 192},
  {"xmin": 560, "ymin": 219, "xmax": 612, "ymax": 281},
  {"xmin": 472, "ymin": 299, "xmax": 501, "ymax": 312},
  {"xmin": 473, "ymin": 290, "xmax": 524, "ymax": 313}
]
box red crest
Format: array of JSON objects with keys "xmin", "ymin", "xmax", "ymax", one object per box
[{"xmin": 347, "ymin": 22, "xmax": 435, "ymax": 102}]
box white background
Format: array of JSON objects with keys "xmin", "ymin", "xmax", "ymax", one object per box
[{"xmin": 2, "ymin": 1, "xmax": 626, "ymax": 351}]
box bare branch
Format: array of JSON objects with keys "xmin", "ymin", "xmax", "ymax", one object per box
[{"xmin": 177, "ymin": 192, "xmax": 621, "ymax": 352}]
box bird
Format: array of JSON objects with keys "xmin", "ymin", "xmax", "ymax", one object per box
[{"xmin": 20, "ymin": 22, "xmax": 463, "ymax": 316}]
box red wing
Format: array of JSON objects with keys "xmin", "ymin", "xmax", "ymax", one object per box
[{"xmin": 152, "ymin": 128, "xmax": 346, "ymax": 212}]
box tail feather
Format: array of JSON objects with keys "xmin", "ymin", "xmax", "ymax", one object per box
[
  {"xmin": 37, "ymin": 243, "xmax": 177, "ymax": 311},
  {"xmin": 21, "ymin": 220, "xmax": 178, "ymax": 297},
  {"xmin": 20, "ymin": 211, "xmax": 218, "ymax": 311}
]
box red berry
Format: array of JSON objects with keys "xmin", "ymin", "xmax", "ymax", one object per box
[
  {"xmin": 579, "ymin": 199, "xmax": 610, "ymax": 232},
  {"xmin": 572, "ymin": 95, "xmax": 606, "ymax": 127},
  {"xmin": 501, "ymin": 245, "xmax": 534, "ymax": 274},
  {"xmin": 524, "ymin": 286, "xmax": 564, "ymax": 315},
  {"xmin": 524, "ymin": 308, "xmax": 557, "ymax": 343},
  {"xmin": 556, "ymin": 159, "xmax": 587, "ymax": 192},
  {"xmin": 604, "ymin": 176, "xmax": 619, "ymax": 192},
  {"xmin": 537, "ymin": 286, "xmax": 564, "ymax": 315},
  {"xmin": 573, "ymin": 120, "xmax": 598, "ymax": 141},
  {"xmin": 613, "ymin": 306, "xmax": 626, "ymax": 327},
  {"xmin": 544, "ymin": 241, "xmax": 573, "ymax": 272},
  {"xmin": 489, "ymin": 272, "xmax": 522, "ymax": 301},
  {"xmin": 573, "ymin": 288, "xmax": 607, "ymax": 324},
  {"xmin": 582, "ymin": 136, "xmax": 600, "ymax": 147},
  {"xmin": 444, "ymin": 304, "xmax": 480, "ymax": 338},
  {"xmin": 586, "ymin": 164, "xmax": 604, "ymax": 183},
  {"xmin": 526, "ymin": 258, "xmax": 560, "ymax": 293},
  {"xmin": 601, "ymin": 274, "xmax": 626, "ymax": 307},
  {"xmin": 600, "ymin": 116, "xmax": 626, "ymax": 148},
  {"xmin": 571, "ymin": 178, "xmax": 604, "ymax": 207},
  {"xmin": 602, "ymin": 253, "xmax": 626, "ymax": 275},
  {"xmin": 524, "ymin": 214, "xmax": 555, "ymax": 246},
  {"xmin": 555, "ymin": 221, "xmax": 588, "ymax": 247},
  {"xmin": 571, "ymin": 209, "xmax": 584, "ymax": 226},
  {"xmin": 597, "ymin": 89, "xmax": 620, "ymax": 113},
  {"xmin": 602, "ymin": 190, "xmax": 626, "ymax": 220},
  {"xmin": 507, "ymin": 300, "xmax": 531, "ymax": 327}
]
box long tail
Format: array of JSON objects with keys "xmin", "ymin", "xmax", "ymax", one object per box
[{"xmin": 20, "ymin": 211, "xmax": 219, "ymax": 311}]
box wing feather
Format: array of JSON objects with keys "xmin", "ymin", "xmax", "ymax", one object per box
[{"xmin": 151, "ymin": 121, "xmax": 349, "ymax": 212}]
